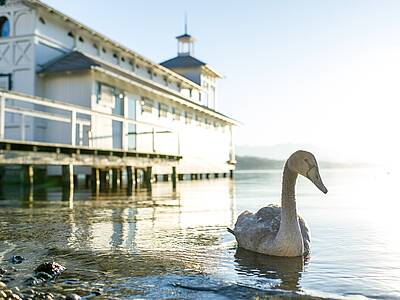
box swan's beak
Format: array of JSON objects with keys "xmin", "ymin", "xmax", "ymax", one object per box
[{"xmin": 306, "ymin": 167, "xmax": 328, "ymax": 194}]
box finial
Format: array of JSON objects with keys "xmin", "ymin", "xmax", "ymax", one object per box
[{"xmin": 184, "ymin": 12, "xmax": 188, "ymax": 34}]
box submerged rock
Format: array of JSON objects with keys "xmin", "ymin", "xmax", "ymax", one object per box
[
  {"xmin": 65, "ymin": 293, "xmax": 81, "ymax": 300},
  {"xmin": 25, "ymin": 262, "xmax": 66, "ymax": 286},
  {"xmin": 0, "ymin": 266, "xmax": 6, "ymax": 276},
  {"xmin": 34, "ymin": 262, "xmax": 66, "ymax": 277},
  {"xmin": 11, "ymin": 255, "xmax": 25, "ymax": 264}
]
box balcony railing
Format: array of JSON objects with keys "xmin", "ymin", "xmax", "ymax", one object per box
[{"xmin": 0, "ymin": 89, "xmax": 180, "ymax": 156}]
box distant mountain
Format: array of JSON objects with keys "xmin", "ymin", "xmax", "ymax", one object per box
[
  {"xmin": 236, "ymin": 156, "xmax": 284, "ymax": 170},
  {"xmin": 236, "ymin": 143, "xmax": 328, "ymax": 160},
  {"xmin": 235, "ymin": 155, "xmax": 369, "ymax": 170},
  {"xmin": 236, "ymin": 143, "xmax": 369, "ymax": 164}
]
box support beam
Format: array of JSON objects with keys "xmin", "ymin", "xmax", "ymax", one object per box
[
  {"xmin": 172, "ymin": 166, "xmax": 177, "ymax": 190},
  {"xmin": 0, "ymin": 95, "xmax": 5, "ymax": 140},
  {"xmin": 91, "ymin": 168, "xmax": 100, "ymax": 194},
  {"xmin": 85, "ymin": 174, "xmax": 91, "ymax": 188},
  {"xmin": 127, "ymin": 166, "xmax": 133, "ymax": 193},
  {"xmin": 100, "ymin": 169, "xmax": 109, "ymax": 191},
  {"xmin": 134, "ymin": 167, "xmax": 139, "ymax": 189},
  {"xmin": 144, "ymin": 167, "xmax": 152, "ymax": 191},
  {"xmin": 21, "ymin": 165, "xmax": 34, "ymax": 186},
  {"xmin": 112, "ymin": 168, "xmax": 120, "ymax": 190},
  {"xmin": 62, "ymin": 164, "xmax": 74, "ymax": 191}
]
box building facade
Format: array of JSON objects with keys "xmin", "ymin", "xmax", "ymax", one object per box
[{"xmin": 0, "ymin": 0, "xmax": 236, "ymax": 176}]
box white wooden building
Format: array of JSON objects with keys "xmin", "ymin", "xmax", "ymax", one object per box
[{"xmin": 0, "ymin": 0, "xmax": 236, "ymax": 177}]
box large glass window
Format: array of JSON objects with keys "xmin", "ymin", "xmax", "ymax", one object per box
[
  {"xmin": 96, "ymin": 82, "xmax": 124, "ymax": 116},
  {"xmin": 158, "ymin": 103, "xmax": 168, "ymax": 118},
  {"xmin": 0, "ymin": 16, "xmax": 10, "ymax": 38},
  {"xmin": 141, "ymin": 97, "xmax": 154, "ymax": 114}
]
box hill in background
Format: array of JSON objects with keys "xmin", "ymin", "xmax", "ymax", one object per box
[{"xmin": 235, "ymin": 155, "xmax": 368, "ymax": 170}]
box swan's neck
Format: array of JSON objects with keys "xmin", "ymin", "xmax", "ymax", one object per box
[
  {"xmin": 274, "ymin": 162, "xmax": 303, "ymax": 255},
  {"xmin": 281, "ymin": 163, "xmax": 298, "ymax": 226}
]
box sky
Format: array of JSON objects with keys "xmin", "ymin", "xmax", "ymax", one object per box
[{"xmin": 42, "ymin": 0, "xmax": 400, "ymax": 164}]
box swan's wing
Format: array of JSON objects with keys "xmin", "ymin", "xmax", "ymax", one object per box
[
  {"xmin": 233, "ymin": 206, "xmax": 279, "ymax": 252},
  {"xmin": 298, "ymin": 216, "xmax": 311, "ymax": 256},
  {"xmin": 251, "ymin": 205, "xmax": 311, "ymax": 256}
]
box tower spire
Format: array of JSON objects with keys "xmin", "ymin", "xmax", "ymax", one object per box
[
  {"xmin": 184, "ymin": 12, "xmax": 188, "ymax": 34},
  {"xmin": 176, "ymin": 12, "xmax": 195, "ymax": 56}
]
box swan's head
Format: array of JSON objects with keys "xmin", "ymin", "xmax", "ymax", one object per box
[{"xmin": 287, "ymin": 150, "xmax": 328, "ymax": 194}]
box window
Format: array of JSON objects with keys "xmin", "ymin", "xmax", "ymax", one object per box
[
  {"xmin": 96, "ymin": 82, "xmax": 124, "ymax": 116},
  {"xmin": 141, "ymin": 97, "xmax": 153, "ymax": 114},
  {"xmin": 0, "ymin": 17, "xmax": 10, "ymax": 38},
  {"xmin": 172, "ymin": 108, "xmax": 181, "ymax": 121},
  {"xmin": 39, "ymin": 17, "xmax": 46, "ymax": 25},
  {"xmin": 196, "ymin": 115, "xmax": 203, "ymax": 126},
  {"xmin": 0, "ymin": 73, "xmax": 11, "ymax": 90},
  {"xmin": 158, "ymin": 103, "xmax": 168, "ymax": 117},
  {"xmin": 185, "ymin": 112, "xmax": 192, "ymax": 124}
]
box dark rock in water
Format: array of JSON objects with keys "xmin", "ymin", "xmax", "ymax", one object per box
[
  {"xmin": 25, "ymin": 276, "xmax": 46, "ymax": 286},
  {"xmin": 0, "ymin": 266, "xmax": 6, "ymax": 275},
  {"xmin": 66, "ymin": 293, "xmax": 81, "ymax": 300},
  {"xmin": 11, "ymin": 255, "xmax": 25, "ymax": 264},
  {"xmin": 35, "ymin": 262, "xmax": 66, "ymax": 277},
  {"xmin": 36, "ymin": 272, "xmax": 53, "ymax": 281}
]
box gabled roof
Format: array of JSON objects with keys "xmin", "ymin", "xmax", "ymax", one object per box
[
  {"xmin": 160, "ymin": 55, "xmax": 222, "ymax": 78},
  {"xmin": 40, "ymin": 51, "xmax": 99, "ymax": 73},
  {"xmin": 160, "ymin": 55, "xmax": 206, "ymax": 69}
]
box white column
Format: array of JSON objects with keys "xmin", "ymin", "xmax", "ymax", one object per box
[
  {"xmin": 71, "ymin": 111, "xmax": 76, "ymax": 146},
  {"xmin": 0, "ymin": 95, "xmax": 5, "ymax": 140},
  {"xmin": 122, "ymin": 96, "xmax": 129, "ymax": 150},
  {"xmin": 21, "ymin": 113, "xmax": 25, "ymax": 141}
]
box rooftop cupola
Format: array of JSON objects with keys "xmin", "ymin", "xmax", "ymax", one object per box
[{"xmin": 176, "ymin": 16, "xmax": 195, "ymax": 56}]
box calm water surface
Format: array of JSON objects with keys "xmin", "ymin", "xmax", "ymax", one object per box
[{"xmin": 0, "ymin": 168, "xmax": 399, "ymax": 299}]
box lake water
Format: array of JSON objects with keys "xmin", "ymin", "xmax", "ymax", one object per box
[{"xmin": 0, "ymin": 168, "xmax": 399, "ymax": 299}]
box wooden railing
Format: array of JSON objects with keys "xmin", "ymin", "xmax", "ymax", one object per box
[{"xmin": 0, "ymin": 89, "xmax": 180, "ymax": 156}]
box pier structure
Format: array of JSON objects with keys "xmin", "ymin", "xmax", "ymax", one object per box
[
  {"xmin": 0, "ymin": 90, "xmax": 233, "ymax": 198},
  {"xmin": 0, "ymin": 0, "xmax": 237, "ymax": 199}
]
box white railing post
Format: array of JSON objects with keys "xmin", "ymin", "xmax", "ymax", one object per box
[
  {"xmin": 152, "ymin": 128, "xmax": 155, "ymax": 152},
  {"xmin": 0, "ymin": 95, "xmax": 5, "ymax": 140},
  {"xmin": 21, "ymin": 113, "xmax": 25, "ymax": 141},
  {"xmin": 71, "ymin": 110, "xmax": 76, "ymax": 146}
]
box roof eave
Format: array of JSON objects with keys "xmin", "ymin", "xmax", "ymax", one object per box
[{"xmin": 23, "ymin": 0, "xmax": 202, "ymax": 90}]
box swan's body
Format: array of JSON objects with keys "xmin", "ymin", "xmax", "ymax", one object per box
[
  {"xmin": 231, "ymin": 150, "xmax": 327, "ymax": 257},
  {"xmin": 234, "ymin": 205, "xmax": 311, "ymax": 256}
]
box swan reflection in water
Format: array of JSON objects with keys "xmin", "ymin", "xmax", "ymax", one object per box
[{"xmin": 234, "ymin": 247, "xmax": 307, "ymax": 291}]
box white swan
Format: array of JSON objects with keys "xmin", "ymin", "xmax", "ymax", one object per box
[{"xmin": 231, "ymin": 150, "xmax": 328, "ymax": 257}]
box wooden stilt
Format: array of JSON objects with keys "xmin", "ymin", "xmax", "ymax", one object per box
[
  {"xmin": 134, "ymin": 167, "xmax": 139, "ymax": 189},
  {"xmin": 145, "ymin": 167, "xmax": 152, "ymax": 191},
  {"xmin": 91, "ymin": 168, "xmax": 100, "ymax": 194},
  {"xmin": 127, "ymin": 166, "xmax": 133, "ymax": 194},
  {"xmin": 112, "ymin": 168, "xmax": 119, "ymax": 190},
  {"xmin": 62, "ymin": 164, "xmax": 74, "ymax": 191},
  {"xmin": 172, "ymin": 166, "xmax": 177, "ymax": 190}
]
